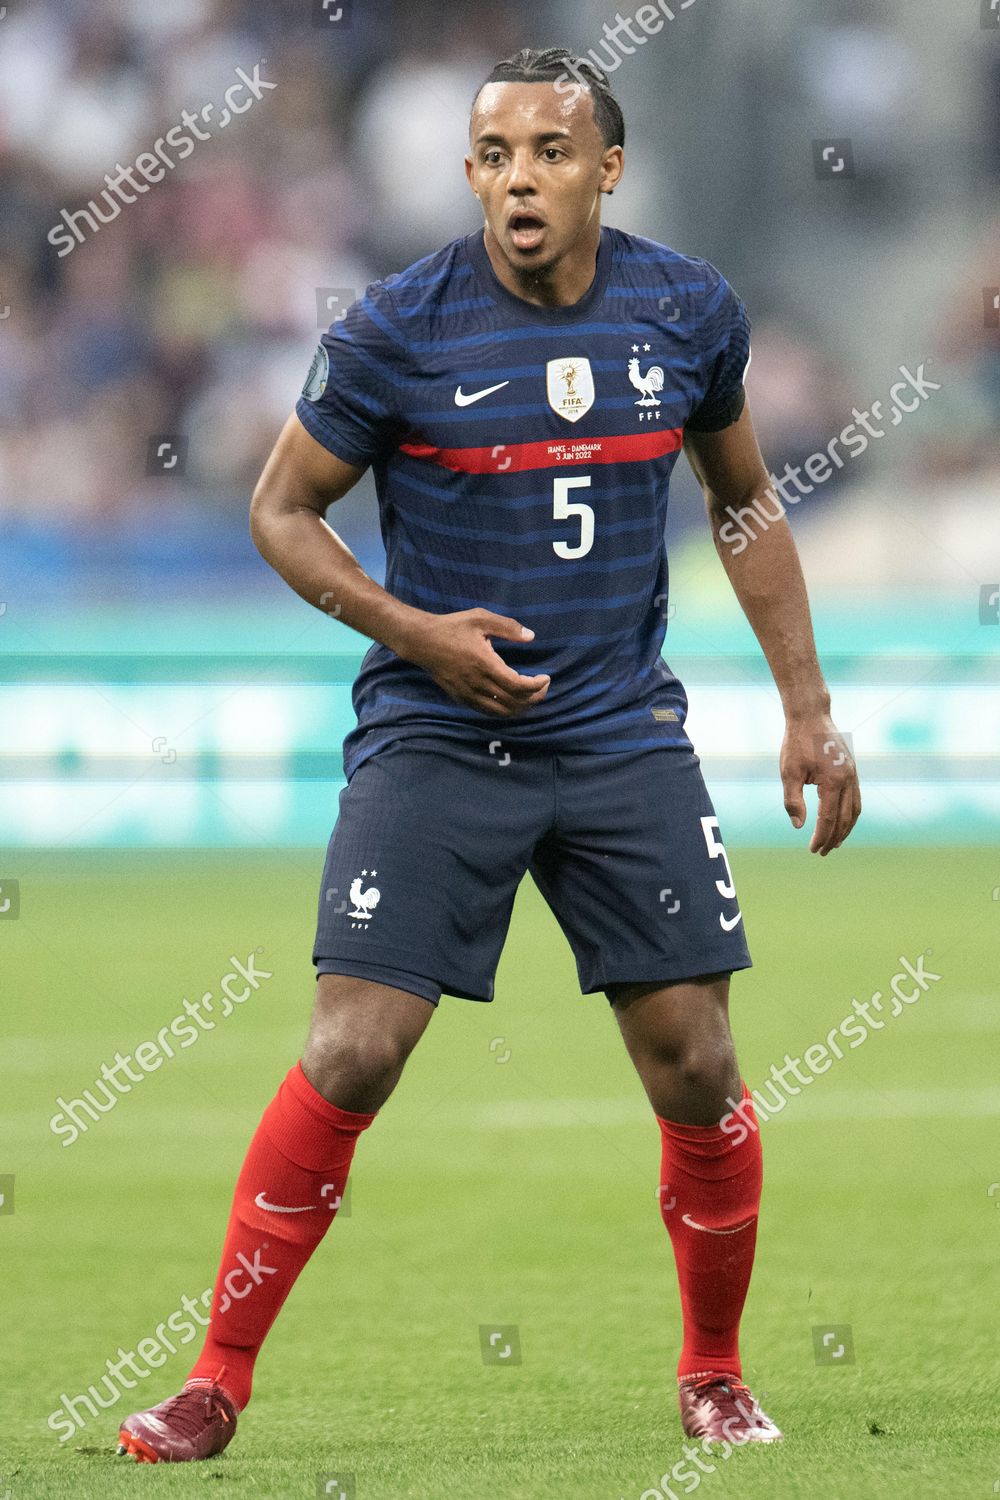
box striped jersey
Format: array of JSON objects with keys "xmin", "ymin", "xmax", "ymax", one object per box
[{"xmin": 296, "ymin": 225, "xmax": 750, "ymax": 779}]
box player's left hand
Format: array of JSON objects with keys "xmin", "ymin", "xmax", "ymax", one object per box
[{"xmin": 780, "ymin": 715, "xmax": 861, "ymax": 856}]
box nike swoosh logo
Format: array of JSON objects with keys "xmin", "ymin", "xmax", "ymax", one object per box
[
  {"xmin": 720, "ymin": 909, "xmax": 743, "ymax": 932},
  {"xmin": 682, "ymin": 1213, "xmax": 756, "ymax": 1235},
  {"xmin": 254, "ymin": 1191, "xmax": 313, "ymax": 1214},
  {"xmin": 454, "ymin": 380, "xmax": 510, "ymax": 406}
]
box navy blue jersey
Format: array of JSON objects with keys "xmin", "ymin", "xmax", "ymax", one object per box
[{"xmin": 296, "ymin": 225, "xmax": 750, "ymax": 778}]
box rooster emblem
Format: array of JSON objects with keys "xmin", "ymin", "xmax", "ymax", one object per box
[
  {"xmin": 348, "ymin": 871, "xmax": 381, "ymax": 922},
  {"xmin": 628, "ymin": 357, "xmax": 665, "ymax": 407}
]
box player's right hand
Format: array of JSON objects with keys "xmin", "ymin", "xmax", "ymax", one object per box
[{"xmin": 400, "ymin": 608, "xmax": 551, "ymax": 717}]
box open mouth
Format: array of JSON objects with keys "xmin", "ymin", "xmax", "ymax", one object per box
[{"xmin": 509, "ymin": 211, "xmax": 546, "ymax": 251}]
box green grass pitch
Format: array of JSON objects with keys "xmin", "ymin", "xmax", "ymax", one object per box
[{"xmin": 2, "ymin": 845, "xmax": 996, "ymax": 1499}]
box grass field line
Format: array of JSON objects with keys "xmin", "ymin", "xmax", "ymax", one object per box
[
  {"xmin": 461, "ymin": 1085, "xmax": 1000, "ymax": 1128},
  {"xmin": 4, "ymin": 1089, "xmax": 998, "ymax": 1137},
  {"xmin": 2, "ymin": 990, "xmax": 996, "ymax": 1077}
]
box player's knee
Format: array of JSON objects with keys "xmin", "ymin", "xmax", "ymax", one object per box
[
  {"xmin": 306, "ymin": 1016, "xmax": 414, "ymax": 1082},
  {"xmin": 630, "ymin": 1005, "xmax": 731, "ymax": 1086},
  {"xmin": 303, "ymin": 976, "xmax": 428, "ymax": 1104},
  {"xmin": 322, "ymin": 1032, "xmax": 408, "ymax": 1089},
  {"xmin": 675, "ymin": 1035, "xmax": 737, "ymax": 1096},
  {"xmin": 637, "ymin": 1015, "xmax": 730, "ymax": 1075},
  {"xmin": 302, "ymin": 1028, "xmax": 410, "ymax": 1111}
]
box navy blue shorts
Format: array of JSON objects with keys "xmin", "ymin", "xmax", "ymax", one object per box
[{"xmin": 312, "ymin": 735, "xmax": 751, "ymax": 1005}]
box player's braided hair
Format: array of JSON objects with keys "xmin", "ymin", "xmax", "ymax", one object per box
[{"xmin": 474, "ymin": 46, "xmax": 626, "ymax": 151}]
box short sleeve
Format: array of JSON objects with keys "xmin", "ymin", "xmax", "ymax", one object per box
[
  {"xmin": 685, "ymin": 263, "xmax": 751, "ymax": 433},
  {"xmin": 295, "ymin": 280, "xmax": 409, "ymax": 467}
]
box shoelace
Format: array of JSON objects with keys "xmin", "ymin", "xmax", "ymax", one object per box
[
  {"xmin": 687, "ymin": 1375, "xmax": 762, "ymax": 1426},
  {"xmin": 156, "ymin": 1387, "xmax": 231, "ymax": 1441}
]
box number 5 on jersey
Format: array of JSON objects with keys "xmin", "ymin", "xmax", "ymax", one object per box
[{"xmin": 552, "ymin": 475, "xmax": 594, "ymax": 559}]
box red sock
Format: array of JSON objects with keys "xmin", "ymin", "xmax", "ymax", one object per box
[
  {"xmin": 186, "ymin": 1062, "xmax": 376, "ymax": 1409},
  {"xmin": 656, "ymin": 1080, "xmax": 762, "ymax": 1380}
]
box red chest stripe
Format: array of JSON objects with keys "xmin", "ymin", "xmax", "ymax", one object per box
[{"xmin": 397, "ymin": 425, "xmax": 684, "ymax": 475}]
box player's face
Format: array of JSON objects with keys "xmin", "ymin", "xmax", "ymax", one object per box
[{"xmin": 466, "ymin": 82, "xmax": 622, "ymax": 278}]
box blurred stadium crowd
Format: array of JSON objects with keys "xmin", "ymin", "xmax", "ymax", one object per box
[{"xmin": 0, "ymin": 0, "xmax": 997, "ymax": 595}]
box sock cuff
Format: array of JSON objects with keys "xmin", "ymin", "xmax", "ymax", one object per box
[
  {"xmin": 655, "ymin": 1079, "xmax": 754, "ymax": 1144},
  {"xmin": 256, "ymin": 1063, "xmax": 377, "ymax": 1169},
  {"xmin": 286, "ymin": 1061, "xmax": 378, "ymax": 1129}
]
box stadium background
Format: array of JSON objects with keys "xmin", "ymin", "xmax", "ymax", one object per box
[{"xmin": 2, "ymin": 2, "xmax": 998, "ymax": 1498}]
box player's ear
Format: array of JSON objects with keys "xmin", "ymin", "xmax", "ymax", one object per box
[
  {"xmin": 464, "ymin": 155, "xmax": 478, "ymax": 197},
  {"xmin": 600, "ymin": 146, "xmax": 624, "ymax": 196}
]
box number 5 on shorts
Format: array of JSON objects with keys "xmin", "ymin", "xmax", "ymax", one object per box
[{"xmin": 700, "ymin": 814, "xmax": 736, "ymax": 900}]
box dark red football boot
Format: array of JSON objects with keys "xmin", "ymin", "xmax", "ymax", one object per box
[
  {"xmin": 117, "ymin": 1381, "xmax": 239, "ymax": 1463},
  {"xmin": 678, "ymin": 1371, "xmax": 783, "ymax": 1443}
]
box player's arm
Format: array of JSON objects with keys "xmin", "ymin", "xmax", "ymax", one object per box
[
  {"xmin": 683, "ymin": 401, "xmax": 861, "ymax": 855},
  {"xmin": 249, "ymin": 414, "xmax": 549, "ymax": 717}
]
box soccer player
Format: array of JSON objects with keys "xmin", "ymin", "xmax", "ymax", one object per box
[{"xmin": 119, "ymin": 46, "xmax": 860, "ymax": 1463}]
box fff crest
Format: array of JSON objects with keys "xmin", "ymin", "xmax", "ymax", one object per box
[{"xmin": 546, "ymin": 356, "xmax": 594, "ymax": 423}]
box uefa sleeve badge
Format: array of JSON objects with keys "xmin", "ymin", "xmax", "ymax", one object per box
[{"xmin": 302, "ymin": 343, "xmax": 329, "ymax": 402}]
